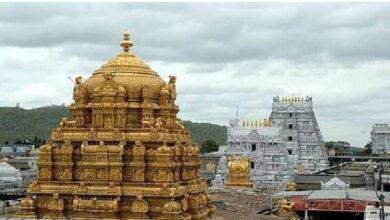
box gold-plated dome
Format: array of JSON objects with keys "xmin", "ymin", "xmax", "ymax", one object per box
[
  {"xmin": 83, "ymin": 31, "xmax": 165, "ymax": 101},
  {"xmin": 97, "ymin": 31, "xmax": 155, "ymax": 75}
]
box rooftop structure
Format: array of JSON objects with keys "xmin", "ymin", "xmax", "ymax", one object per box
[
  {"xmin": 371, "ymin": 123, "xmax": 390, "ymax": 154},
  {"xmin": 15, "ymin": 31, "xmax": 215, "ymax": 220},
  {"xmin": 0, "ymin": 144, "xmax": 34, "ymax": 156},
  {"xmin": 320, "ymin": 177, "xmax": 349, "ymax": 190},
  {"xmin": 275, "ymin": 188, "xmax": 390, "ymax": 217}
]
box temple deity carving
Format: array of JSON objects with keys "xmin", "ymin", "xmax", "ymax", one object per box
[
  {"xmin": 15, "ymin": 31, "xmax": 214, "ymax": 220},
  {"xmin": 274, "ymin": 199, "xmax": 300, "ymax": 220}
]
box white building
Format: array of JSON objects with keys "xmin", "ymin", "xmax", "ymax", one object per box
[
  {"xmin": 0, "ymin": 144, "xmax": 35, "ymax": 156},
  {"xmin": 371, "ymin": 124, "xmax": 390, "ymax": 155},
  {"xmin": 224, "ymin": 118, "xmax": 292, "ymax": 189},
  {"xmin": 0, "ymin": 162, "xmax": 22, "ymax": 189}
]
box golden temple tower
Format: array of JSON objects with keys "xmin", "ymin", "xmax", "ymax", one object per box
[{"xmin": 15, "ymin": 31, "xmax": 215, "ymax": 220}]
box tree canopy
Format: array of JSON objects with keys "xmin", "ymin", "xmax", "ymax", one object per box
[
  {"xmin": 200, "ymin": 139, "xmax": 219, "ymax": 154},
  {"xmin": 0, "ymin": 105, "xmax": 227, "ymax": 146}
]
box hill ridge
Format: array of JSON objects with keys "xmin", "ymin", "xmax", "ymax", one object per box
[{"xmin": 0, "ymin": 105, "xmax": 227, "ymax": 146}]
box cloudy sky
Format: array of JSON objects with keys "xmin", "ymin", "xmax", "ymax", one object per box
[{"xmin": 1, "ymin": 3, "xmax": 390, "ymax": 147}]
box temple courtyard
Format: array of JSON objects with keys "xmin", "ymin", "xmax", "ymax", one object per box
[{"xmin": 209, "ymin": 189, "xmax": 287, "ymax": 220}]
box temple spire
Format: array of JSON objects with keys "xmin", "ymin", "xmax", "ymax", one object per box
[{"xmin": 120, "ymin": 30, "xmax": 133, "ymax": 52}]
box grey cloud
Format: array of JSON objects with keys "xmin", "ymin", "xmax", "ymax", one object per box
[
  {"xmin": 1, "ymin": 3, "xmax": 390, "ymax": 147},
  {"xmin": 2, "ymin": 3, "xmax": 390, "ymax": 64},
  {"xmin": 185, "ymin": 63, "xmax": 226, "ymax": 74}
]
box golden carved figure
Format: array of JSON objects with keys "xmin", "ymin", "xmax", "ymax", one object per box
[
  {"xmin": 59, "ymin": 117, "xmax": 76, "ymax": 128},
  {"xmin": 286, "ymin": 181, "xmax": 297, "ymax": 191},
  {"xmin": 274, "ymin": 199, "xmax": 300, "ymax": 220},
  {"xmin": 261, "ymin": 118, "xmax": 271, "ymax": 127},
  {"xmin": 225, "ymin": 156, "xmax": 253, "ymax": 188},
  {"xmin": 15, "ymin": 31, "xmax": 214, "ymax": 220},
  {"xmin": 206, "ymin": 162, "xmax": 216, "ymax": 172},
  {"xmin": 131, "ymin": 194, "xmax": 149, "ymax": 219},
  {"xmin": 155, "ymin": 117, "xmax": 164, "ymax": 130}
]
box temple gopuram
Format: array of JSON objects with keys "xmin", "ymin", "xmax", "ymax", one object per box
[{"xmin": 15, "ymin": 31, "xmax": 215, "ymax": 220}]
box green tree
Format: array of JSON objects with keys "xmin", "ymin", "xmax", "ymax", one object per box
[
  {"xmin": 200, "ymin": 139, "xmax": 219, "ymax": 154},
  {"xmin": 0, "ymin": 105, "xmax": 227, "ymax": 147},
  {"xmin": 362, "ymin": 141, "xmax": 372, "ymax": 155},
  {"xmin": 14, "ymin": 138, "xmax": 22, "ymax": 144},
  {"xmin": 325, "ymin": 141, "xmax": 335, "ymax": 150}
]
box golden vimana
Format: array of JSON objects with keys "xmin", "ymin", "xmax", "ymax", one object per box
[{"xmin": 15, "ymin": 31, "xmax": 215, "ymax": 220}]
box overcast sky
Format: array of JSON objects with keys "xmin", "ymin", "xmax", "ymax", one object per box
[{"xmin": 1, "ymin": 3, "xmax": 390, "ymax": 147}]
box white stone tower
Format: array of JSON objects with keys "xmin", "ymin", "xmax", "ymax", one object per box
[{"xmin": 269, "ymin": 96, "xmax": 328, "ymax": 173}]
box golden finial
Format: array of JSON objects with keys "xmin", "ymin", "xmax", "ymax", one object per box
[{"xmin": 120, "ymin": 30, "xmax": 133, "ymax": 52}]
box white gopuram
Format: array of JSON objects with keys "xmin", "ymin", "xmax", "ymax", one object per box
[{"xmin": 270, "ymin": 96, "xmax": 328, "ymax": 172}]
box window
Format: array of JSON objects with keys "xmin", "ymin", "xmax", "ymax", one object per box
[
  {"xmin": 251, "ymin": 143, "xmax": 256, "ymax": 151},
  {"xmin": 288, "ymin": 149, "xmax": 292, "ymax": 155},
  {"xmin": 289, "ymin": 113, "xmax": 293, "ymax": 118},
  {"xmin": 288, "ymin": 136, "xmax": 293, "ymax": 141},
  {"xmin": 288, "ymin": 124, "xmax": 293, "ymax": 129},
  {"xmin": 251, "ymin": 162, "xmax": 255, "ymax": 169}
]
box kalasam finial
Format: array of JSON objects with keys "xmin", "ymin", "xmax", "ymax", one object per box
[{"xmin": 120, "ymin": 30, "xmax": 133, "ymax": 52}]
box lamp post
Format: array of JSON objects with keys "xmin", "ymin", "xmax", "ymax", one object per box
[{"xmin": 374, "ymin": 163, "xmax": 385, "ymax": 220}]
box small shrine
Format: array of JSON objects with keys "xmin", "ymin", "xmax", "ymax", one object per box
[
  {"xmin": 225, "ymin": 156, "xmax": 253, "ymax": 188},
  {"xmin": 321, "ymin": 177, "xmax": 350, "ymax": 190}
]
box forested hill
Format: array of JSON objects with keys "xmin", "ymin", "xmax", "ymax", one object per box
[{"xmin": 0, "ymin": 105, "xmax": 227, "ymax": 146}]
